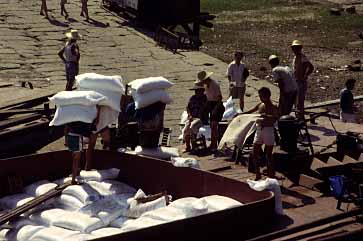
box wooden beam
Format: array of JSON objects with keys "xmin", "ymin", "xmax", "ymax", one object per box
[
  {"xmin": 305, "ymin": 95, "xmax": 363, "ymax": 110},
  {"xmin": 0, "ymin": 181, "xmax": 72, "ymax": 226},
  {"xmin": 0, "ymin": 113, "xmax": 42, "ymax": 131}
]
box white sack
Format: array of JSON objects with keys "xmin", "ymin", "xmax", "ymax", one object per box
[
  {"xmin": 110, "ymin": 216, "xmax": 129, "ymax": 228},
  {"xmin": 201, "ymin": 195, "xmax": 243, "ymax": 212},
  {"xmin": 133, "ymin": 89, "xmax": 172, "ymax": 109},
  {"xmin": 49, "ymin": 91, "xmax": 106, "ymax": 107},
  {"xmin": 91, "ymin": 227, "xmax": 123, "ymax": 237},
  {"xmin": 247, "ymin": 178, "xmax": 283, "ymax": 215},
  {"xmin": 140, "ymin": 206, "xmax": 187, "ymax": 222},
  {"xmin": 24, "ymin": 180, "xmax": 57, "ymax": 197},
  {"xmin": 0, "ymin": 193, "xmax": 34, "ymax": 209},
  {"xmin": 30, "ymin": 226, "xmax": 80, "ymax": 241},
  {"xmin": 49, "ymin": 104, "xmax": 97, "ymax": 126},
  {"xmin": 63, "ymin": 233, "xmax": 95, "ymax": 241},
  {"xmin": 87, "ymin": 180, "xmax": 136, "ymax": 196},
  {"xmin": 79, "ymin": 196, "xmax": 128, "ymax": 225},
  {"xmin": 55, "ymin": 194, "xmax": 84, "ymax": 211},
  {"xmin": 224, "ymin": 96, "xmax": 234, "ymax": 110},
  {"xmin": 62, "ymin": 184, "xmax": 101, "ymax": 204},
  {"xmin": 16, "ymin": 225, "xmax": 44, "ymax": 241},
  {"xmin": 80, "ymin": 168, "xmax": 120, "ymax": 182},
  {"xmin": 223, "ymin": 108, "xmax": 238, "ymax": 121},
  {"xmin": 169, "ymin": 197, "xmax": 208, "ymax": 217},
  {"xmin": 171, "ymin": 157, "xmax": 200, "ymax": 169},
  {"xmin": 135, "ymin": 146, "xmax": 179, "ymax": 159},
  {"xmin": 180, "ymin": 111, "xmax": 188, "ymax": 125},
  {"xmin": 34, "ymin": 208, "xmax": 104, "ymax": 233},
  {"xmin": 120, "ymin": 217, "xmax": 165, "ymax": 233},
  {"xmin": 81, "ymin": 87, "xmax": 122, "ymax": 112},
  {"xmin": 126, "ymin": 190, "xmax": 167, "ymax": 218},
  {"xmin": 198, "ymin": 125, "xmax": 211, "ymax": 140},
  {"xmin": 76, "ymin": 73, "xmax": 124, "ymax": 93},
  {"xmin": 129, "ymin": 76, "xmax": 173, "ymax": 94},
  {"xmin": 95, "ymin": 106, "xmax": 119, "ymax": 132}
]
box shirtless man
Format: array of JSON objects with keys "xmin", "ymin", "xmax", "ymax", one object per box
[{"xmin": 244, "ymin": 87, "xmax": 279, "ymax": 180}]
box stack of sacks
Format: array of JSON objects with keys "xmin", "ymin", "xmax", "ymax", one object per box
[
  {"xmin": 222, "ymin": 96, "xmax": 238, "ymax": 120},
  {"xmin": 76, "ymin": 73, "xmax": 125, "ymax": 132},
  {"xmin": 49, "ymin": 90, "xmax": 106, "ymax": 126},
  {"xmin": 128, "ymin": 76, "xmax": 173, "ymax": 110}
]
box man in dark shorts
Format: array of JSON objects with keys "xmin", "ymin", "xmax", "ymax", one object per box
[
  {"xmin": 65, "ymin": 121, "xmax": 94, "ymax": 184},
  {"xmin": 198, "ymin": 71, "xmax": 225, "ymax": 151}
]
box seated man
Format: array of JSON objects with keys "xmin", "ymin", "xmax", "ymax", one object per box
[
  {"xmin": 183, "ymin": 82, "xmax": 207, "ymax": 152},
  {"xmin": 244, "ymin": 87, "xmax": 279, "ymax": 180},
  {"xmin": 340, "ymin": 78, "xmax": 357, "ymax": 123}
]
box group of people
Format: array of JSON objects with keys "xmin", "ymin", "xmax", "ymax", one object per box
[
  {"xmin": 183, "ymin": 40, "xmax": 316, "ymax": 180},
  {"xmin": 40, "ymin": 0, "xmax": 89, "ymax": 21}
]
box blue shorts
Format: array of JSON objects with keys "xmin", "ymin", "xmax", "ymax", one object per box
[
  {"xmin": 66, "ymin": 134, "xmax": 83, "ymax": 152},
  {"xmin": 65, "ymin": 62, "xmax": 79, "ymax": 85}
]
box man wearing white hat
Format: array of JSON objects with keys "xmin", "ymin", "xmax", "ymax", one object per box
[
  {"xmin": 291, "ymin": 40, "xmax": 314, "ymax": 119},
  {"xmin": 268, "ymin": 55, "xmax": 297, "ymax": 116},
  {"xmin": 58, "ymin": 29, "xmax": 82, "ymax": 91},
  {"xmin": 197, "ymin": 71, "xmax": 225, "ymax": 151}
]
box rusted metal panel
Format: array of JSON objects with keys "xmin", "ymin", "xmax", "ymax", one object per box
[{"xmin": 0, "ymin": 150, "xmax": 275, "ymax": 241}]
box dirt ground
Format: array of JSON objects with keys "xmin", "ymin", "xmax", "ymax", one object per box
[{"xmin": 200, "ymin": 0, "xmax": 363, "ymax": 104}]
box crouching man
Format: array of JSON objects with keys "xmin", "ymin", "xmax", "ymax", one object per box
[
  {"xmin": 244, "ymin": 87, "xmax": 279, "ymax": 180},
  {"xmin": 183, "ymin": 82, "xmax": 207, "ymax": 152}
]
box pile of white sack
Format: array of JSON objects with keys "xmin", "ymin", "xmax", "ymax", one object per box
[
  {"xmin": 49, "ymin": 73, "xmax": 124, "ymax": 130},
  {"xmin": 128, "ymin": 76, "xmax": 173, "ymax": 110},
  {"xmin": 0, "ymin": 169, "xmax": 243, "ymax": 241}
]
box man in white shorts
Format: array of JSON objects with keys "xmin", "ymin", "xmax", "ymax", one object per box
[{"xmin": 244, "ymin": 87, "xmax": 279, "ymax": 180}]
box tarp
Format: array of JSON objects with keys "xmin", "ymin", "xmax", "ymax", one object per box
[{"xmin": 218, "ymin": 114, "xmax": 260, "ymax": 150}]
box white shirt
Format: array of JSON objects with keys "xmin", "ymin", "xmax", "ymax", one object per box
[
  {"xmin": 272, "ymin": 66, "xmax": 297, "ymax": 93},
  {"xmin": 226, "ymin": 61, "xmax": 246, "ymax": 87}
]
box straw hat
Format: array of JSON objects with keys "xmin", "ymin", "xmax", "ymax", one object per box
[
  {"xmin": 291, "ymin": 40, "xmax": 302, "ymax": 47},
  {"xmin": 189, "ymin": 81, "xmax": 205, "ymax": 90},
  {"xmin": 197, "ymin": 71, "xmax": 213, "ymax": 82},
  {"xmin": 65, "ymin": 29, "xmax": 82, "ymax": 40},
  {"xmin": 268, "ymin": 54, "xmax": 278, "ymax": 62}
]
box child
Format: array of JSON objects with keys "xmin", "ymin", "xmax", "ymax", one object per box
[
  {"xmin": 340, "ymin": 78, "xmax": 357, "ymax": 123},
  {"xmin": 244, "ymin": 87, "xmax": 279, "ymax": 180},
  {"xmin": 183, "ymin": 82, "xmax": 207, "ymax": 152}
]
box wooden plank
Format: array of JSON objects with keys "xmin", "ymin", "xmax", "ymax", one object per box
[
  {"xmin": 341, "ymin": 155, "xmax": 358, "ymax": 164},
  {"xmin": 327, "ymin": 156, "xmax": 343, "ymax": 166},
  {"xmin": 305, "ymin": 95, "xmax": 363, "ymax": 110},
  {"xmin": 310, "ymin": 158, "xmax": 329, "ymax": 171},
  {"xmin": 298, "ymin": 174, "xmax": 324, "ymax": 190},
  {"xmin": 0, "ymin": 181, "xmax": 72, "ymax": 226},
  {"xmin": 199, "ymin": 159, "xmax": 232, "ymax": 173},
  {"xmin": 0, "ymin": 113, "xmax": 42, "ymax": 131}
]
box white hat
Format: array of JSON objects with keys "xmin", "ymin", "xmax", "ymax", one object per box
[
  {"xmin": 65, "ymin": 29, "xmax": 82, "ymax": 40},
  {"xmin": 197, "ymin": 70, "xmax": 213, "ymax": 82}
]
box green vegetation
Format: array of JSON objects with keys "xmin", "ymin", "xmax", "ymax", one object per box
[{"xmin": 200, "ymin": 0, "xmax": 317, "ymax": 13}]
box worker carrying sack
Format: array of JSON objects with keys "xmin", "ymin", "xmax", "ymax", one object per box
[{"xmin": 129, "ymin": 76, "xmax": 173, "ymax": 94}]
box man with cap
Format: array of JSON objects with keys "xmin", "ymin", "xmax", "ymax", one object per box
[
  {"xmin": 268, "ymin": 54, "xmax": 297, "ymax": 116},
  {"xmin": 291, "ymin": 40, "xmax": 314, "ymax": 119},
  {"xmin": 183, "ymin": 82, "xmax": 207, "ymax": 152},
  {"xmin": 226, "ymin": 51, "xmax": 250, "ymax": 112},
  {"xmin": 198, "ymin": 71, "xmax": 225, "ymax": 151},
  {"xmin": 58, "ymin": 29, "xmax": 81, "ymax": 91}
]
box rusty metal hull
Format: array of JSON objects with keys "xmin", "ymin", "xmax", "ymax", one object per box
[{"xmin": 0, "ymin": 150, "xmax": 275, "ymax": 241}]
